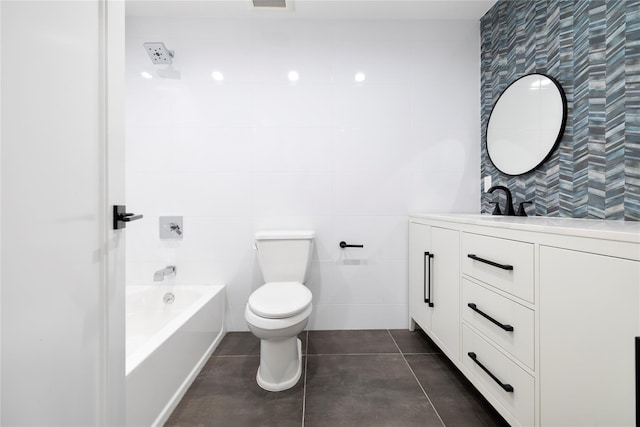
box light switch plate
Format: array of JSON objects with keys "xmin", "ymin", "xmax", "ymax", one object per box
[
  {"xmin": 160, "ymin": 216, "xmax": 183, "ymax": 239},
  {"xmin": 484, "ymin": 176, "xmax": 492, "ymax": 192}
]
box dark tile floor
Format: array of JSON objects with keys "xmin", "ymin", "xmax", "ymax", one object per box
[{"xmin": 166, "ymin": 329, "xmax": 509, "ymax": 427}]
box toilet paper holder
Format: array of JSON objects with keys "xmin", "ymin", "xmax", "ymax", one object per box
[{"xmin": 339, "ymin": 241, "xmax": 364, "ymax": 249}]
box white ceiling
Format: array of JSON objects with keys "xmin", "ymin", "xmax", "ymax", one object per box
[{"xmin": 126, "ymin": 0, "xmax": 499, "ymax": 21}]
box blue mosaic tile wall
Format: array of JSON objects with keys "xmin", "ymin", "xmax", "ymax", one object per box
[{"xmin": 481, "ymin": 0, "xmax": 640, "ymax": 220}]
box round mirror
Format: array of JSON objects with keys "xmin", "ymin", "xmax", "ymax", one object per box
[{"xmin": 486, "ymin": 73, "xmax": 567, "ymax": 176}]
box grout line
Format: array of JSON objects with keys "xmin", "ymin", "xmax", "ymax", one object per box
[
  {"xmin": 306, "ymin": 352, "xmax": 400, "ymax": 356},
  {"xmin": 301, "ymin": 330, "xmax": 308, "ymax": 427},
  {"xmin": 387, "ymin": 329, "xmax": 446, "ymax": 427},
  {"xmin": 402, "ymin": 351, "xmax": 442, "ymax": 355},
  {"xmin": 211, "ymin": 354, "xmax": 260, "ymax": 358}
]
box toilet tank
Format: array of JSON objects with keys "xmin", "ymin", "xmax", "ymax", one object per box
[{"xmin": 255, "ymin": 230, "xmax": 315, "ymax": 283}]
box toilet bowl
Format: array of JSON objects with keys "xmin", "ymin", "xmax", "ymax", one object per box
[
  {"xmin": 245, "ymin": 282, "xmax": 312, "ymax": 391},
  {"xmin": 245, "ymin": 230, "xmax": 315, "ymax": 392}
]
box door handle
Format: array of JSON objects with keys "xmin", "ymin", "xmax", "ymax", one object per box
[{"xmin": 113, "ymin": 205, "xmax": 143, "ymax": 229}]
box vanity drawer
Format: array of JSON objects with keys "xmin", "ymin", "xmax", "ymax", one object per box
[
  {"xmin": 462, "ymin": 279, "xmax": 534, "ymax": 369},
  {"xmin": 462, "ymin": 233, "xmax": 534, "ymax": 303},
  {"xmin": 462, "ymin": 324, "xmax": 534, "ymax": 427}
]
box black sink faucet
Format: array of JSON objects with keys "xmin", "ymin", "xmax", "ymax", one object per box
[{"xmin": 488, "ymin": 185, "xmax": 516, "ymax": 216}]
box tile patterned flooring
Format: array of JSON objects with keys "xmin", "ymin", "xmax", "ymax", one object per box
[{"xmin": 166, "ymin": 329, "xmax": 509, "ymax": 427}]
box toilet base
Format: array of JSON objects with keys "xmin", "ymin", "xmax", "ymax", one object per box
[{"xmin": 256, "ymin": 337, "xmax": 302, "ymax": 392}]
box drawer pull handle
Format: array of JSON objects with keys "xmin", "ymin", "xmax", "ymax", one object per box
[
  {"xmin": 467, "ymin": 352, "xmax": 514, "ymax": 393},
  {"xmin": 424, "ymin": 252, "xmax": 434, "ymax": 307},
  {"xmin": 467, "ymin": 303, "xmax": 514, "ymax": 331},
  {"xmin": 467, "ymin": 254, "xmax": 513, "ymax": 271}
]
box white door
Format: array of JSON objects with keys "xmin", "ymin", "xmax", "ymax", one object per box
[
  {"xmin": 540, "ymin": 246, "xmax": 640, "ymax": 427},
  {"xmin": 0, "ymin": 1, "xmax": 125, "ymax": 425},
  {"xmin": 409, "ymin": 222, "xmax": 432, "ymax": 330},
  {"xmin": 429, "ymin": 227, "xmax": 460, "ymax": 360},
  {"xmin": 408, "ymin": 224, "xmax": 460, "ymax": 360}
]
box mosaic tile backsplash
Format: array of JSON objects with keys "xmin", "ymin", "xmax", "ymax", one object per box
[{"xmin": 481, "ymin": 0, "xmax": 640, "ymax": 220}]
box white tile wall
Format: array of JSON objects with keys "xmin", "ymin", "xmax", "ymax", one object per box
[{"xmin": 126, "ymin": 17, "xmax": 481, "ymax": 331}]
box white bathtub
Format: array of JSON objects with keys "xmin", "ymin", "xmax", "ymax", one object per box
[{"xmin": 125, "ymin": 285, "xmax": 226, "ymax": 427}]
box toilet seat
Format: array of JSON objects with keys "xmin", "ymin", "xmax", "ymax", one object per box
[{"xmin": 248, "ymin": 282, "xmax": 312, "ymax": 319}]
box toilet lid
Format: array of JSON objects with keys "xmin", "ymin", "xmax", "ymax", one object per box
[{"xmin": 248, "ymin": 282, "xmax": 312, "ymax": 319}]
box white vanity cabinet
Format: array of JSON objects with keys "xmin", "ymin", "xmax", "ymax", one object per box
[
  {"xmin": 408, "ymin": 214, "xmax": 640, "ymax": 427},
  {"xmin": 408, "ymin": 222, "xmax": 460, "ymax": 361},
  {"xmin": 539, "ymin": 246, "xmax": 639, "ymax": 427}
]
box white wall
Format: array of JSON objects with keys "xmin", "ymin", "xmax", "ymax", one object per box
[{"xmin": 125, "ymin": 17, "xmax": 480, "ymax": 331}]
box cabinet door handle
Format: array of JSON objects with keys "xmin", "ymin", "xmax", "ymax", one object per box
[
  {"xmin": 424, "ymin": 252, "xmax": 434, "ymax": 307},
  {"xmin": 467, "ymin": 352, "xmax": 514, "ymax": 393},
  {"xmin": 634, "ymin": 337, "xmax": 640, "ymax": 426},
  {"xmin": 467, "ymin": 303, "xmax": 514, "ymax": 331},
  {"xmin": 467, "ymin": 254, "xmax": 513, "ymax": 271}
]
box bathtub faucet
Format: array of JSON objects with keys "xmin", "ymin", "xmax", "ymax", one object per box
[{"xmin": 154, "ymin": 265, "xmax": 176, "ymax": 282}]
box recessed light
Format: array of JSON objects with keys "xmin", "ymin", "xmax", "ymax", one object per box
[
  {"xmin": 211, "ymin": 71, "xmax": 224, "ymax": 81},
  {"xmin": 288, "ymin": 70, "xmax": 299, "ymax": 82},
  {"xmin": 355, "ymin": 72, "xmax": 366, "ymax": 83},
  {"xmin": 141, "ymin": 71, "xmax": 153, "ymax": 79}
]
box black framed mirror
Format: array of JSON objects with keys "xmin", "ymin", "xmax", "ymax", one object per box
[{"xmin": 486, "ymin": 73, "xmax": 567, "ymax": 176}]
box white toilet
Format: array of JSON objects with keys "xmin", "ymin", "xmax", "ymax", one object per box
[{"xmin": 245, "ymin": 230, "xmax": 314, "ymax": 392}]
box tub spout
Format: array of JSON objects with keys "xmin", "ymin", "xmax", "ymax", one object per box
[{"xmin": 154, "ymin": 265, "xmax": 176, "ymax": 282}]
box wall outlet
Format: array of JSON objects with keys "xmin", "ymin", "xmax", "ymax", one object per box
[
  {"xmin": 484, "ymin": 176, "xmax": 492, "ymax": 192},
  {"xmin": 160, "ymin": 216, "xmax": 183, "ymax": 239}
]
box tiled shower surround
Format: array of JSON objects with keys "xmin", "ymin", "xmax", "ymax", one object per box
[
  {"xmin": 481, "ymin": 0, "xmax": 640, "ymax": 220},
  {"xmin": 125, "ymin": 18, "xmax": 481, "ymax": 330}
]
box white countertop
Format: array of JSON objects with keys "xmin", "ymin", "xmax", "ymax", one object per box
[{"xmin": 409, "ymin": 213, "xmax": 640, "ymax": 243}]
